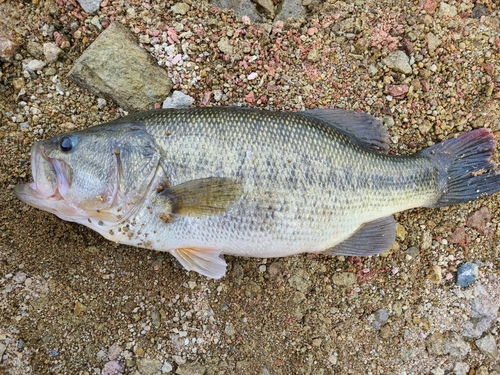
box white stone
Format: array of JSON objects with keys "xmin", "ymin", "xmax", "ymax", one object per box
[{"xmin": 43, "ymin": 43, "xmax": 62, "ymax": 63}]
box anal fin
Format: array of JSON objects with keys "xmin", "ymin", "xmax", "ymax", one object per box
[
  {"xmin": 171, "ymin": 247, "xmax": 227, "ymax": 279},
  {"xmin": 325, "ymin": 216, "xmax": 396, "ymax": 257}
]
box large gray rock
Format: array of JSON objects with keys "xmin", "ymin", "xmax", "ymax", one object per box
[
  {"xmin": 210, "ymin": 0, "xmax": 262, "ymax": 22},
  {"xmin": 276, "ymin": 0, "xmax": 306, "ymax": 21},
  {"xmin": 68, "ymin": 22, "xmax": 172, "ymax": 112}
]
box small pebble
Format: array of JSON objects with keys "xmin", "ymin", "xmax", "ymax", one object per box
[
  {"xmin": 27, "ymin": 41, "xmax": 43, "ymax": 58},
  {"xmin": 420, "ymin": 231, "xmax": 432, "ymax": 251},
  {"xmin": 162, "ymin": 91, "xmax": 195, "ymax": 108},
  {"xmin": 383, "ymin": 51, "xmax": 412, "ymax": 75},
  {"xmin": 217, "ymin": 36, "xmax": 233, "ymax": 56},
  {"xmin": 456, "ymin": 262, "xmax": 478, "ymax": 288},
  {"xmin": 372, "ymin": 309, "xmax": 389, "ymax": 331},
  {"xmin": 332, "ymin": 272, "xmax": 356, "ymax": 287},
  {"xmin": 43, "ymin": 43, "xmax": 62, "ymax": 63},
  {"xmin": 13, "ymin": 272, "xmax": 27, "ymax": 283},
  {"xmin": 462, "ymin": 284, "xmax": 499, "ymax": 339},
  {"xmin": 427, "ymin": 33, "xmax": 441, "ymax": 54},
  {"xmin": 161, "ymin": 361, "xmax": 173, "ymax": 373},
  {"xmin": 137, "ymin": 358, "xmax": 162, "ymax": 375},
  {"xmin": 22, "ymin": 59, "xmax": 46, "ymax": 76},
  {"xmin": 0, "ymin": 37, "xmax": 19, "ymax": 62},
  {"xmin": 384, "ymin": 84, "xmax": 409, "ymax": 99},
  {"xmin": 438, "ymin": 2, "xmax": 457, "ymax": 18},
  {"xmin": 453, "ymin": 362, "xmax": 470, "ymax": 375},
  {"xmin": 77, "ymin": 0, "xmax": 100, "ymax": 14},
  {"xmin": 74, "ymin": 301, "xmax": 87, "ymax": 315},
  {"xmin": 404, "ymin": 247, "xmax": 419, "ymax": 258},
  {"xmin": 475, "ymin": 334, "xmax": 499, "ymax": 361},
  {"xmin": 97, "ymin": 98, "xmax": 107, "ymax": 109},
  {"xmin": 107, "ymin": 342, "xmax": 122, "ymax": 360},
  {"xmin": 427, "ymin": 265, "xmax": 442, "ymax": 284},
  {"xmin": 396, "ymin": 224, "xmax": 406, "ymax": 241},
  {"xmin": 172, "ymin": 3, "xmax": 190, "ymax": 15},
  {"xmin": 175, "ymin": 363, "xmax": 207, "ymax": 375},
  {"xmin": 225, "ymin": 323, "xmax": 235, "ymax": 336},
  {"xmin": 102, "ymin": 360, "xmax": 124, "ymax": 375}
]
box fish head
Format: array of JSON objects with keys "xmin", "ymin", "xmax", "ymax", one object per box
[{"xmin": 14, "ymin": 124, "xmax": 161, "ymax": 229}]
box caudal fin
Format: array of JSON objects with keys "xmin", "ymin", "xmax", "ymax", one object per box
[{"xmin": 421, "ymin": 128, "xmax": 500, "ymax": 207}]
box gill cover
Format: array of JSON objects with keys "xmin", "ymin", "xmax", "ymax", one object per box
[{"xmin": 113, "ymin": 127, "xmax": 161, "ymax": 206}]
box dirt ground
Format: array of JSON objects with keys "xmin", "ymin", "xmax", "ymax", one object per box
[{"xmin": 1, "ymin": 0, "xmax": 500, "ymax": 374}]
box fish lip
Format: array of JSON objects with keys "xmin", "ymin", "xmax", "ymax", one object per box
[
  {"xmin": 17, "ymin": 143, "xmax": 68, "ymax": 202},
  {"xmin": 50, "ymin": 157, "xmax": 70, "ymax": 198}
]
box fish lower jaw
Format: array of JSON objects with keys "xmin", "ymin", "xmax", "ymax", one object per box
[{"xmin": 14, "ymin": 182, "xmax": 63, "ymax": 211}]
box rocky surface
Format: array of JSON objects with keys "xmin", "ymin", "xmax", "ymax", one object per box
[
  {"xmin": 68, "ymin": 22, "xmax": 173, "ymax": 112},
  {"xmin": 1, "ymin": 0, "xmax": 500, "ymax": 374}
]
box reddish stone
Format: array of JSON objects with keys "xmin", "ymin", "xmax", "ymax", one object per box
[
  {"xmin": 422, "ymin": 0, "xmax": 437, "ymax": 13},
  {"xmin": 483, "ymin": 63, "xmax": 494, "ymax": 76},
  {"xmin": 245, "ymin": 91, "xmax": 255, "ymax": 104},
  {"xmin": 448, "ymin": 227, "xmax": 468, "ymax": 245},
  {"xmin": 385, "ymin": 84, "xmax": 409, "ymax": 99},
  {"xmin": 421, "ymin": 80, "xmax": 430, "ymax": 92},
  {"xmin": 466, "ymin": 206, "xmax": 491, "ymax": 234}
]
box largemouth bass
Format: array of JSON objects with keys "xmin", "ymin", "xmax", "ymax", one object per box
[{"xmin": 14, "ymin": 107, "xmax": 500, "ymax": 278}]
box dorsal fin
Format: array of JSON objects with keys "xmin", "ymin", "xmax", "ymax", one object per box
[{"xmin": 301, "ymin": 108, "xmax": 389, "ymax": 151}]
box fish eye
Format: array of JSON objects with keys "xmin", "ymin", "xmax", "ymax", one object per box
[{"xmin": 60, "ymin": 135, "xmax": 78, "ymax": 152}]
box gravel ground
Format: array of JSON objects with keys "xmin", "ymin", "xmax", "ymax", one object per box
[{"xmin": 1, "ymin": 0, "xmax": 500, "ymax": 374}]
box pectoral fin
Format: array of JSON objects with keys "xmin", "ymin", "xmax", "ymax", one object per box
[
  {"xmin": 171, "ymin": 247, "xmax": 227, "ymax": 279},
  {"xmin": 325, "ymin": 216, "xmax": 396, "ymax": 256},
  {"xmin": 158, "ymin": 177, "xmax": 242, "ymax": 217}
]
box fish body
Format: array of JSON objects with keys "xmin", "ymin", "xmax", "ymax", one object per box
[{"xmin": 15, "ymin": 107, "xmax": 500, "ymax": 278}]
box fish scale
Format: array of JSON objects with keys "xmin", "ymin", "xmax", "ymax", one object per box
[{"xmin": 15, "ymin": 107, "xmax": 500, "ymax": 278}]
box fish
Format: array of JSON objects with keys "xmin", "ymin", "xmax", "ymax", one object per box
[{"xmin": 14, "ymin": 107, "xmax": 500, "ymax": 278}]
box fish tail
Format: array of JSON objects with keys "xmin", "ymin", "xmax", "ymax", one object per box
[{"xmin": 421, "ymin": 128, "xmax": 500, "ymax": 207}]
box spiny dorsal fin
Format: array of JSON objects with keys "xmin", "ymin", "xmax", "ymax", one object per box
[
  {"xmin": 158, "ymin": 177, "xmax": 242, "ymax": 217},
  {"xmin": 302, "ymin": 108, "xmax": 389, "ymax": 151}
]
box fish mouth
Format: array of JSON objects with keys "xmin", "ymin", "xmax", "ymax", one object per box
[{"xmin": 14, "ymin": 143, "xmax": 71, "ymax": 210}]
